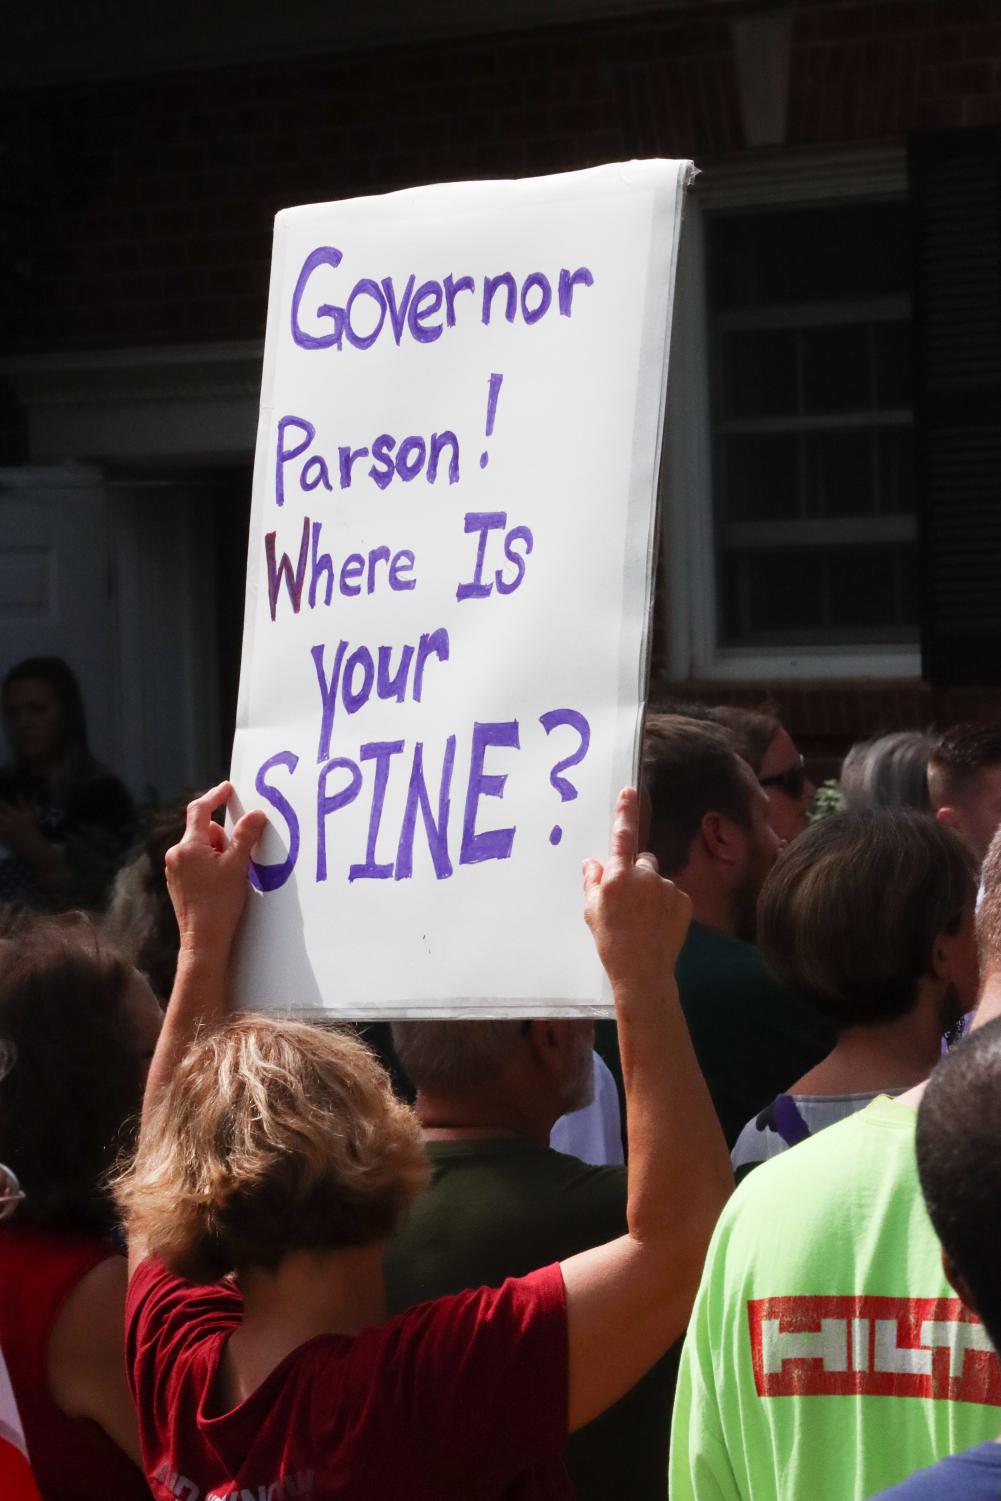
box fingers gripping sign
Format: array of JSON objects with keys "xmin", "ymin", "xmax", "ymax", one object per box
[
  {"xmin": 166, "ymin": 781, "xmax": 268, "ymax": 957},
  {"xmin": 583, "ymin": 788, "xmax": 691, "ymax": 997}
]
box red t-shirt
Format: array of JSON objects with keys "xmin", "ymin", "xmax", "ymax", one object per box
[
  {"xmin": 126, "ymin": 1257, "xmax": 572, "ymax": 1500},
  {"xmin": 0, "ymin": 1225, "xmax": 151, "ymax": 1501}
]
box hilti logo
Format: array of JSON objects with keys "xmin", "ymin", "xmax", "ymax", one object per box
[{"xmin": 748, "ymin": 1297, "xmax": 1001, "ymax": 1405}]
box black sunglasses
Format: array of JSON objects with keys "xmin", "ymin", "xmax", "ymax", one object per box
[{"xmin": 759, "ymin": 754, "xmax": 807, "ymax": 800}]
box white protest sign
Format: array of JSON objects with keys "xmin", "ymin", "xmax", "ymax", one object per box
[{"xmin": 230, "ymin": 159, "xmax": 692, "ymax": 1018}]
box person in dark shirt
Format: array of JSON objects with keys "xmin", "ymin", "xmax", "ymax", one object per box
[
  {"xmin": 387, "ymin": 1015, "xmax": 675, "ymax": 1501},
  {"xmin": 642, "ymin": 715, "xmax": 833, "ymax": 1146},
  {"xmin": 0, "ymin": 657, "xmax": 136, "ymax": 910}
]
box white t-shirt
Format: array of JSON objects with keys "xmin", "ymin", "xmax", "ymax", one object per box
[{"xmin": 550, "ymin": 1052, "xmax": 624, "ymax": 1166}]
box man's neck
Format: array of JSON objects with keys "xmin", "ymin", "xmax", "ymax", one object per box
[
  {"xmin": 974, "ymin": 971, "xmax": 1001, "ymax": 1031},
  {"xmin": 676, "ymin": 872, "xmax": 737, "ymax": 938},
  {"xmin": 415, "ymin": 1090, "xmax": 553, "ymax": 1146}
]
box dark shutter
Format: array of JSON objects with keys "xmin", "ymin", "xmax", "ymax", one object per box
[{"xmin": 911, "ymin": 127, "xmax": 1001, "ymax": 686}]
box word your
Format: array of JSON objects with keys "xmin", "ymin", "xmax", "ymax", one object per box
[
  {"xmin": 312, "ymin": 630, "xmax": 450, "ymax": 761},
  {"xmin": 249, "ymin": 721, "xmax": 524, "ymax": 892},
  {"xmin": 276, "ymin": 415, "xmax": 460, "ymax": 506},
  {"xmin": 290, "ymin": 245, "xmax": 595, "ymax": 353},
  {"xmin": 265, "ymin": 519, "xmax": 416, "ymax": 621},
  {"xmin": 748, "ymin": 1296, "xmax": 1001, "ymax": 1406}
]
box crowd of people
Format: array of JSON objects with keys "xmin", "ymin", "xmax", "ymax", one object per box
[{"xmin": 3, "ymin": 654, "xmax": 1001, "ymax": 1498}]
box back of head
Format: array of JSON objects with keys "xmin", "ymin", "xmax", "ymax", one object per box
[
  {"xmin": 758, "ymin": 810, "xmax": 975, "ymax": 1029},
  {"xmin": 653, "ymin": 700, "xmax": 779, "ymax": 776},
  {"xmin": 0, "ymin": 915, "xmax": 141, "ymax": 1236},
  {"xmin": 115, "ymin": 1015, "xmax": 428, "ymax": 1281},
  {"xmin": 391, "ymin": 1019, "xmax": 526, "ymax": 1096},
  {"xmin": 642, "ymin": 714, "xmax": 753, "ymax": 876},
  {"xmin": 103, "ymin": 807, "xmax": 184, "ymax": 1002},
  {"xmin": 916, "ymin": 1017, "xmax": 1001, "ymax": 1350},
  {"xmin": 928, "ymin": 722, "xmax": 1001, "ymax": 812},
  {"xmin": 840, "ymin": 731, "xmax": 935, "ymax": 813}
]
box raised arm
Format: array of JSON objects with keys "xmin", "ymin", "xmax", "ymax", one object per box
[
  {"xmin": 562, "ymin": 787, "xmax": 733, "ymax": 1432},
  {"xmin": 129, "ymin": 781, "xmax": 264, "ymax": 1274}
]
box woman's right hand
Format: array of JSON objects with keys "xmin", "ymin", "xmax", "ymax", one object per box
[{"xmin": 166, "ymin": 781, "xmax": 266, "ymax": 959}]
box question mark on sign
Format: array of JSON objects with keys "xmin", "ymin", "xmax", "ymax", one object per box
[{"xmin": 539, "ymin": 709, "xmax": 591, "ymax": 846}]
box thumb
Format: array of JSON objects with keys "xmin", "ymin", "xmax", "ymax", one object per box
[
  {"xmin": 582, "ymin": 858, "xmax": 603, "ymax": 896},
  {"xmin": 230, "ymin": 809, "xmax": 268, "ymax": 863}
]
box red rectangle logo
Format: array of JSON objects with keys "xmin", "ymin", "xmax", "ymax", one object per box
[{"xmin": 748, "ymin": 1295, "xmax": 1001, "ymax": 1405}]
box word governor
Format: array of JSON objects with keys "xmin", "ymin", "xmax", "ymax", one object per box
[{"xmin": 265, "ymin": 518, "xmax": 416, "ymax": 621}]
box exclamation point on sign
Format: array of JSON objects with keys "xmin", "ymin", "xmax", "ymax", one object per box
[{"xmin": 479, "ymin": 373, "xmax": 504, "ymax": 468}]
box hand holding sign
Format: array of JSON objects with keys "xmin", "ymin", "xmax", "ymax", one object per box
[
  {"xmin": 230, "ymin": 160, "xmax": 692, "ymax": 1018},
  {"xmin": 583, "ymin": 787, "xmax": 692, "ymax": 1000}
]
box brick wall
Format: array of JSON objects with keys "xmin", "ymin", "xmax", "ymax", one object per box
[
  {"xmin": 3, "ymin": 0, "xmax": 1001, "ymax": 354},
  {"xmin": 655, "ymin": 679, "xmax": 1001, "ymax": 770}
]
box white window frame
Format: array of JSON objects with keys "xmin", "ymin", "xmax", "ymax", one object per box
[{"xmin": 663, "ymin": 145, "xmax": 920, "ymax": 682}]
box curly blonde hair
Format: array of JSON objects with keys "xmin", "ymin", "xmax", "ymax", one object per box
[{"xmin": 113, "ymin": 1015, "xmax": 429, "ymax": 1281}]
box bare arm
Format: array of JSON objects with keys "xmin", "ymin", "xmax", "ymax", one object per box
[
  {"xmin": 128, "ymin": 780, "xmax": 265, "ymax": 1276},
  {"xmin": 47, "ymin": 1254, "xmax": 143, "ymax": 1466},
  {"xmin": 562, "ymin": 787, "xmax": 733, "ymax": 1433}
]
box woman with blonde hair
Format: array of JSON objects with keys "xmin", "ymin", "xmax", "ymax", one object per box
[{"xmin": 116, "ymin": 782, "xmax": 731, "ymax": 1500}]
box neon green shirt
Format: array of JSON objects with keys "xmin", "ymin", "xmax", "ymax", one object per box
[{"xmin": 670, "ymin": 1097, "xmax": 1001, "ymax": 1501}]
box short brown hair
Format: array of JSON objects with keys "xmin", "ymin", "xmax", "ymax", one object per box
[
  {"xmin": 928, "ymin": 723, "xmax": 1001, "ymax": 811},
  {"xmin": 114, "ymin": 1015, "xmax": 429, "ymax": 1281},
  {"xmin": 642, "ymin": 714, "xmax": 754, "ymax": 876},
  {"xmin": 0, "ymin": 915, "xmax": 143, "ymax": 1237},
  {"xmin": 759, "ymin": 810, "xmax": 976, "ymax": 1028},
  {"xmin": 976, "ymin": 822, "xmax": 1001, "ymax": 973},
  {"xmin": 654, "ymin": 700, "xmax": 779, "ymax": 776}
]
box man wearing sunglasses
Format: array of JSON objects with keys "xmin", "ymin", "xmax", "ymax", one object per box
[{"xmin": 642, "ymin": 715, "xmax": 833, "ymax": 1147}]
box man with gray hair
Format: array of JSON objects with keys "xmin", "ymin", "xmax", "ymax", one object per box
[{"xmin": 386, "ymin": 1014, "xmax": 673, "ymax": 1501}]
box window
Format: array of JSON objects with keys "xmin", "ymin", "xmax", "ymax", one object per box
[{"xmin": 706, "ymin": 200, "xmax": 916, "ymax": 649}]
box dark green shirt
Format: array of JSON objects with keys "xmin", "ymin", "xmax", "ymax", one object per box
[
  {"xmin": 385, "ymin": 1139, "xmax": 676, "ymax": 1501},
  {"xmin": 675, "ymin": 920, "xmax": 835, "ymax": 1148}
]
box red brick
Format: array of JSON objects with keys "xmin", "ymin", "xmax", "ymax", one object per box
[{"xmin": 964, "ymin": 92, "xmax": 1001, "ymax": 122}]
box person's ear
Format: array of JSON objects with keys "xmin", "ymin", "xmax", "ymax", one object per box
[
  {"xmin": 931, "ymin": 927, "xmax": 953, "ymax": 984},
  {"xmin": 699, "ymin": 810, "xmax": 744, "ymax": 868},
  {"xmin": 942, "ymin": 1248, "xmax": 981, "ymax": 1321},
  {"xmin": 936, "ymin": 805, "xmax": 962, "ymax": 833},
  {"xmin": 524, "ymin": 1019, "xmax": 564, "ymax": 1079}
]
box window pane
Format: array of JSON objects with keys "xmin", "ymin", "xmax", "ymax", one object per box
[
  {"xmin": 801, "ymin": 325, "xmax": 871, "ymax": 414},
  {"xmin": 874, "ymin": 321, "xmax": 911, "ymax": 407},
  {"xmin": 722, "ymin": 544, "xmax": 919, "ymax": 642},
  {"xmin": 804, "ymin": 430, "xmax": 874, "ymax": 518},
  {"xmin": 827, "ymin": 548, "xmax": 899, "ymax": 629},
  {"xmin": 709, "ymin": 202, "xmax": 911, "ymax": 310},
  {"xmin": 721, "ymin": 329, "xmax": 797, "ymax": 418},
  {"xmin": 721, "ymin": 434, "xmax": 799, "ymax": 521},
  {"xmin": 876, "ymin": 428, "xmax": 914, "ymax": 514},
  {"xmin": 899, "ymin": 548, "xmax": 919, "ymax": 620},
  {"xmin": 723, "ymin": 549, "xmax": 825, "ymax": 636}
]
